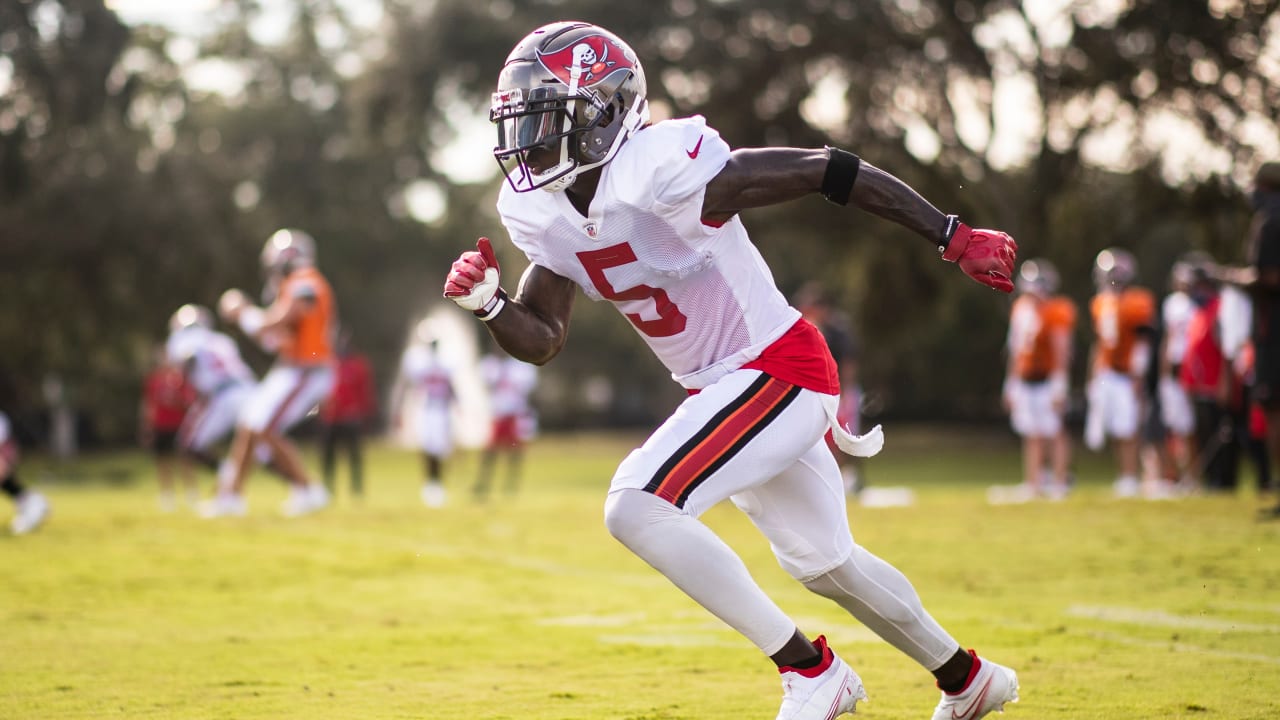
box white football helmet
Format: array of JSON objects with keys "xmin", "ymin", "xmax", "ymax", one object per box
[
  {"xmin": 260, "ymin": 228, "xmax": 317, "ymax": 277},
  {"xmin": 490, "ymin": 21, "xmax": 650, "ymax": 193},
  {"xmin": 1015, "ymin": 258, "xmax": 1059, "ymax": 297},
  {"xmin": 1093, "ymin": 247, "xmax": 1137, "ymax": 290},
  {"xmin": 169, "ymin": 304, "xmax": 214, "ymax": 334}
]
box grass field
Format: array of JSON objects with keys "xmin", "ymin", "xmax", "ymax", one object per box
[{"xmin": 2, "ymin": 427, "xmax": 1278, "ymax": 719}]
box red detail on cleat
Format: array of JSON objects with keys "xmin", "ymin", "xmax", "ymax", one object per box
[
  {"xmin": 940, "ymin": 649, "xmax": 983, "ymax": 695},
  {"xmin": 778, "ymin": 635, "xmax": 834, "ymax": 679}
]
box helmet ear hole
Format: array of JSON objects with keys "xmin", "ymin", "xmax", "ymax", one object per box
[{"xmin": 599, "ymin": 97, "xmax": 619, "ymax": 127}]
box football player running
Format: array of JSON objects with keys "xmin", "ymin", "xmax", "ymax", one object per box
[
  {"xmin": 445, "ymin": 22, "xmax": 1019, "ymax": 720},
  {"xmin": 0, "ymin": 410, "xmax": 49, "ymax": 535},
  {"xmin": 166, "ymin": 304, "xmax": 292, "ymax": 512},
  {"xmin": 208, "ymin": 229, "xmax": 337, "ymax": 518}
]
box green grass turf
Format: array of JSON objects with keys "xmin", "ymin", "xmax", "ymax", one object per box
[{"xmin": 1, "ymin": 427, "xmax": 1277, "ymax": 719}]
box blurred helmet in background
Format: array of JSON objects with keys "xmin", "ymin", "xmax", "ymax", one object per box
[
  {"xmin": 1093, "ymin": 247, "xmax": 1137, "ymax": 290},
  {"xmin": 1016, "ymin": 258, "xmax": 1059, "ymax": 297},
  {"xmin": 168, "ymin": 303, "xmax": 214, "ymax": 335},
  {"xmin": 260, "ymin": 228, "xmax": 316, "ymax": 277}
]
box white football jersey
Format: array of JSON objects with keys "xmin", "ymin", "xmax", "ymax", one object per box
[
  {"xmin": 1161, "ymin": 290, "xmax": 1194, "ymax": 365},
  {"xmin": 497, "ymin": 116, "xmax": 800, "ymax": 390},
  {"xmin": 401, "ymin": 345, "xmax": 455, "ymax": 408},
  {"xmin": 166, "ymin": 327, "xmax": 255, "ymax": 396},
  {"xmin": 481, "ymin": 355, "xmax": 537, "ymax": 417}
]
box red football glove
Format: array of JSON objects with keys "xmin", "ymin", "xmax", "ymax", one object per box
[
  {"xmin": 444, "ymin": 237, "xmax": 506, "ymax": 318},
  {"xmin": 942, "ymin": 222, "xmax": 1017, "ymax": 293}
]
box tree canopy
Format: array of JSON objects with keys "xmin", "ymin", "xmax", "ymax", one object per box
[{"xmin": 1, "ymin": 0, "xmax": 1276, "ymax": 444}]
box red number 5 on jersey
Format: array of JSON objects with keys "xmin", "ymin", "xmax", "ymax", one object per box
[{"xmin": 576, "ymin": 243, "xmax": 688, "ymax": 338}]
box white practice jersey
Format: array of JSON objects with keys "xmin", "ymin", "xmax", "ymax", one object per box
[
  {"xmin": 481, "ymin": 355, "xmax": 537, "ymax": 417},
  {"xmin": 401, "ymin": 345, "xmax": 455, "ymax": 408},
  {"xmin": 498, "ymin": 116, "xmax": 800, "ymax": 390},
  {"xmin": 166, "ymin": 327, "xmax": 255, "ymax": 397},
  {"xmin": 1162, "ymin": 291, "xmax": 1194, "ymax": 366}
]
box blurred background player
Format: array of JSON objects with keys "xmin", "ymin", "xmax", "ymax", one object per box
[
  {"xmin": 1155, "ymin": 257, "xmax": 1199, "ymax": 490},
  {"xmin": 1, "ymin": 409, "xmax": 49, "ymax": 535},
  {"xmin": 992, "ymin": 259, "xmax": 1075, "ymax": 503},
  {"xmin": 1086, "ymin": 247, "xmax": 1156, "ymax": 498},
  {"xmin": 207, "ymin": 228, "xmax": 336, "ymax": 518},
  {"xmin": 1180, "ymin": 262, "xmax": 1254, "ymax": 493},
  {"xmin": 139, "ymin": 343, "xmax": 196, "ymax": 511},
  {"xmin": 473, "ymin": 345, "xmax": 538, "ymax": 501},
  {"xmin": 794, "ymin": 284, "xmax": 864, "ymax": 496},
  {"xmin": 318, "ymin": 330, "xmax": 376, "ymax": 500},
  {"xmin": 1218, "ymin": 162, "xmax": 1280, "ymax": 518},
  {"xmin": 393, "ymin": 325, "xmax": 456, "ymax": 507},
  {"xmin": 166, "ymin": 303, "xmax": 289, "ymax": 505}
]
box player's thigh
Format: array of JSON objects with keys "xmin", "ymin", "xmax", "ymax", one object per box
[
  {"xmin": 184, "ymin": 388, "xmax": 245, "ymax": 451},
  {"xmin": 730, "ymin": 439, "xmax": 853, "ymax": 581},
  {"xmin": 1024, "ymin": 382, "xmax": 1062, "ymax": 437},
  {"xmin": 241, "ymin": 366, "xmax": 334, "ymax": 434},
  {"xmin": 609, "ymin": 370, "xmax": 828, "ymax": 518},
  {"xmin": 417, "ymin": 408, "xmax": 453, "ymax": 457},
  {"xmin": 1009, "ymin": 381, "xmax": 1036, "ymax": 436},
  {"xmin": 1101, "ymin": 372, "xmax": 1140, "ymax": 438},
  {"xmin": 1159, "ymin": 377, "xmax": 1194, "ymax": 435}
]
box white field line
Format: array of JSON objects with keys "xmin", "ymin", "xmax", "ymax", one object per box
[
  {"xmin": 412, "ymin": 541, "xmax": 668, "ymax": 586},
  {"xmin": 1066, "ymin": 604, "xmax": 1280, "ymax": 634},
  {"xmin": 1089, "ymin": 631, "xmax": 1280, "ymax": 666}
]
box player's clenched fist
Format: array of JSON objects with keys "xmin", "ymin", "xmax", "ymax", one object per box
[
  {"xmin": 218, "ymin": 288, "xmax": 249, "ymax": 322},
  {"xmin": 444, "ymin": 237, "xmax": 507, "ymax": 320},
  {"xmin": 942, "ymin": 221, "xmax": 1018, "ymax": 293}
]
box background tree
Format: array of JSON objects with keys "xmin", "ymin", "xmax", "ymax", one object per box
[{"xmin": 0, "ymin": 0, "xmax": 1275, "ymax": 445}]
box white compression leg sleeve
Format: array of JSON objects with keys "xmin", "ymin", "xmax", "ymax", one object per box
[
  {"xmin": 604, "ymin": 488, "xmax": 797, "ymax": 655},
  {"xmin": 803, "ymin": 545, "xmax": 960, "ymax": 670}
]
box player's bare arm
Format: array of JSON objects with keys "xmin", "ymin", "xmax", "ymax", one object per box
[
  {"xmin": 702, "ymin": 148, "xmax": 948, "ymax": 242},
  {"xmin": 702, "ymin": 146, "xmax": 1018, "ymax": 293},
  {"xmin": 259, "ymin": 292, "xmax": 311, "ymax": 336},
  {"xmin": 444, "ymin": 237, "xmax": 576, "ymax": 365},
  {"xmin": 488, "ymin": 264, "xmax": 576, "ymax": 365}
]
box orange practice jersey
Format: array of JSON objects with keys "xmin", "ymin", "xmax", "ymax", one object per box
[
  {"xmin": 1090, "ymin": 287, "xmax": 1155, "ymax": 373},
  {"xmin": 278, "ymin": 267, "xmax": 336, "ymax": 366},
  {"xmin": 1010, "ymin": 295, "xmax": 1076, "ymax": 380}
]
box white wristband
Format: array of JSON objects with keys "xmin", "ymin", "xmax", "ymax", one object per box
[{"xmin": 477, "ymin": 294, "xmax": 506, "ymax": 322}]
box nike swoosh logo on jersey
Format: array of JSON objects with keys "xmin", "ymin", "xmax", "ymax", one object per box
[
  {"xmin": 687, "ymin": 136, "xmax": 703, "ymax": 159},
  {"xmin": 951, "ymin": 674, "xmax": 994, "ymax": 720}
]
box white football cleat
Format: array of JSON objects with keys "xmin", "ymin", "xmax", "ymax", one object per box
[
  {"xmin": 931, "ymin": 651, "xmax": 1018, "ymax": 720},
  {"xmin": 1113, "ymin": 476, "xmax": 1141, "ymax": 499},
  {"xmin": 198, "ymin": 492, "xmax": 246, "ymax": 519},
  {"xmin": 420, "ymin": 482, "xmax": 446, "ymax": 508},
  {"xmin": 308, "ymin": 483, "xmax": 330, "ymax": 511},
  {"xmin": 776, "ymin": 635, "xmax": 866, "ymax": 720},
  {"xmin": 11, "ymin": 491, "xmax": 50, "ymax": 535},
  {"xmin": 281, "ymin": 483, "xmax": 328, "ymax": 517}
]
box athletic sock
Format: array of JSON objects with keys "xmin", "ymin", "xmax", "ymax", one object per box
[{"xmin": 1, "ymin": 474, "xmax": 23, "ymax": 499}]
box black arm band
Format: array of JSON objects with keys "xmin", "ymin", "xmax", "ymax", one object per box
[
  {"xmin": 938, "ymin": 214, "xmax": 962, "ymax": 254},
  {"xmin": 821, "ymin": 147, "xmax": 861, "ymax": 206}
]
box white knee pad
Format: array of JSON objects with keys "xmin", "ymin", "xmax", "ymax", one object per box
[{"xmin": 604, "ymin": 488, "xmax": 678, "ymax": 547}]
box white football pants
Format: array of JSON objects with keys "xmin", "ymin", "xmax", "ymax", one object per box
[{"xmin": 604, "ymin": 369, "xmax": 959, "ymax": 669}]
